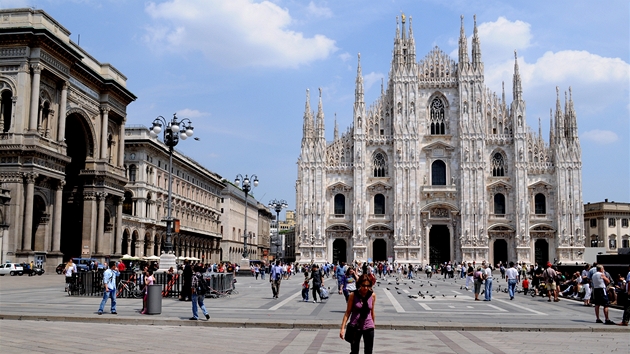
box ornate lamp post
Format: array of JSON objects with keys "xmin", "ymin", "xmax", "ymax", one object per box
[
  {"xmin": 149, "ymin": 114, "xmax": 194, "ymax": 271},
  {"xmin": 234, "ymin": 174, "xmax": 258, "ymax": 265},
  {"xmin": 268, "ymin": 199, "xmax": 287, "ymax": 261}
]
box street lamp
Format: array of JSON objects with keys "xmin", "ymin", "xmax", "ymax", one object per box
[
  {"xmin": 268, "ymin": 199, "xmax": 287, "ymax": 261},
  {"xmin": 149, "ymin": 114, "xmax": 194, "ymax": 271},
  {"xmin": 234, "ymin": 174, "xmax": 258, "ymax": 263}
]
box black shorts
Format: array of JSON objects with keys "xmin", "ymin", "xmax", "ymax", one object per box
[
  {"xmin": 592, "ymin": 288, "xmax": 609, "ymax": 306},
  {"xmin": 65, "ymin": 276, "xmax": 73, "ymax": 284}
]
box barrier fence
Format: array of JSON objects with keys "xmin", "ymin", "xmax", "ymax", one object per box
[{"xmin": 67, "ymin": 271, "xmax": 234, "ymax": 298}]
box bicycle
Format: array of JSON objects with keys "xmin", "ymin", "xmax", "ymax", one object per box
[{"xmin": 117, "ymin": 279, "xmax": 144, "ymax": 298}]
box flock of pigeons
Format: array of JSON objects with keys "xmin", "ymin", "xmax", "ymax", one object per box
[{"xmin": 373, "ymin": 276, "xmax": 522, "ymax": 300}]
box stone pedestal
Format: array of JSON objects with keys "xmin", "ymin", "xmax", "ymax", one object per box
[
  {"xmin": 157, "ymin": 253, "xmax": 177, "ymax": 273},
  {"xmin": 239, "ymin": 258, "xmax": 250, "ymax": 269}
]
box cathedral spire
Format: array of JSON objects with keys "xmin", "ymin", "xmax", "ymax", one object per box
[
  {"xmin": 316, "ymin": 87, "xmax": 325, "ymax": 139},
  {"xmin": 502, "ymin": 81, "xmax": 506, "ymax": 106},
  {"xmin": 555, "ymin": 86, "xmax": 564, "ymax": 141},
  {"xmin": 334, "ymin": 113, "xmax": 339, "ymax": 141},
  {"xmin": 407, "ymin": 15, "xmax": 416, "ymax": 62},
  {"xmin": 302, "ymin": 88, "xmax": 313, "ymax": 138},
  {"xmin": 458, "ymin": 15, "xmax": 469, "ymax": 65},
  {"xmin": 538, "ymin": 117, "xmax": 542, "ymax": 140},
  {"xmin": 401, "ymin": 12, "xmax": 406, "ymax": 40},
  {"xmin": 471, "ymin": 15, "xmax": 482, "ymax": 67},
  {"xmin": 567, "ymin": 87, "xmax": 578, "ymax": 139},
  {"xmin": 513, "ymin": 51, "xmax": 522, "ymax": 101},
  {"xmin": 549, "ymin": 108, "xmax": 555, "ymax": 147},
  {"xmin": 355, "ymin": 53, "xmax": 364, "ymax": 104},
  {"xmin": 381, "ymin": 78, "xmax": 384, "ymax": 96}
]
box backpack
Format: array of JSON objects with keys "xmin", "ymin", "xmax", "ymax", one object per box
[{"xmin": 196, "ymin": 274, "xmax": 208, "ymax": 295}]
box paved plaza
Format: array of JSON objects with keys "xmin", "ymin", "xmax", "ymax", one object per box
[{"xmin": 1, "ymin": 273, "xmax": 628, "ymax": 353}]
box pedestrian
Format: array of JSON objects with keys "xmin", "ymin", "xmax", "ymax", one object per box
[
  {"xmin": 543, "ymin": 262, "xmax": 559, "ymax": 302},
  {"xmin": 582, "ymin": 277, "xmax": 592, "ymax": 306},
  {"xmin": 180, "ymin": 260, "xmax": 192, "ymax": 301},
  {"xmin": 270, "ymin": 260, "xmax": 282, "ymax": 299},
  {"xmin": 465, "ymin": 262, "xmax": 474, "ymax": 290},
  {"xmin": 310, "ymin": 264, "xmax": 324, "ymax": 303},
  {"xmin": 505, "ymin": 261, "xmax": 519, "ymax": 300},
  {"xmin": 336, "ymin": 262, "xmax": 346, "ymax": 294},
  {"xmin": 522, "ymin": 277, "xmax": 529, "ymax": 296},
  {"xmin": 343, "ymin": 266, "xmax": 358, "ymax": 302},
  {"xmin": 483, "ymin": 263, "xmax": 493, "ymax": 301},
  {"xmin": 254, "ymin": 265, "xmax": 260, "ymax": 279},
  {"xmin": 98, "ymin": 261, "xmax": 119, "ymax": 315},
  {"xmin": 141, "ymin": 270, "xmax": 154, "ymax": 314},
  {"xmin": 302, "ymin": 273, "xmax": 310, "ymax": 302},
  {"xmin": 473, "ymin": 266, "xmax": 483, "ymax": 301},
  {"xmin": 592, "ymin": 265, "xmax": 615, "ymax": 324},
  {"xmin": 260, "ymin": 262, "xmax": 266, "ymax": 280},
  {"xmin": 64, "ymin": 259, "xmax": 77, "ymax": 291},
  {"xmin": 340, "ymin": 274, "xmax": 376, "ymax": 354},
  {"xmin": 190, "ymin": 265, "xmax": 210, "ymax": 320},
  {"xmin": 619, "ymin": 265, "xmax": 630, "ymax": 326}
]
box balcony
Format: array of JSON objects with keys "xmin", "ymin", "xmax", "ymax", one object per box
[
  {"xmin": 368, "ymin": 214, "xmax": 391, "ymax": 222},
  {"xmin": 328, "ymin": 214, "xmax": 351, "ymax": 223}
]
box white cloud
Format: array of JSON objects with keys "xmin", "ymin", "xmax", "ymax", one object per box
[
  {"xmin": 581, "ymin": 130, "xmax": 619, "ymax": 144},
  {"xmin": 363, "ymin": 72, "xmax": 384, "ymax": 91},
  {"xmin": 144, "ymin": 0, "xmax": 337, "ymax": 68},
  {"xmin": 177, "ymin": 108, "xmax": 210, "ymax": 118},
  {"xmin": 339, "ymin": 52, "xmax": 352, "ymax": 62},
  {"xmin": 306, "ymin": 1, "xmax": 333, "ymax": 18},
  {"xmin": 477, "ymin": 17, "xmax": 532, "ymax": 64}
]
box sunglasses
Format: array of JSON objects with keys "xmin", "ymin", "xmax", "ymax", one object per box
[{"xmin": 360, "ymin": 283, "xmax": 372, "ymax": 288}]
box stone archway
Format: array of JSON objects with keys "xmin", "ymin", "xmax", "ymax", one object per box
[
  {"xmin": 534, "ymin": 239, "xmax": 549, "ymax": 265},
  {"xmin": 372, "ymin": 239, "xmax": 387, "ymax": 262},
  {"xmin": 122, "ymin": 229, "xmax": 129, "ymax": 255},
  {"xmin": 332, "ymin": 239, "xmax": 347, "ymax": 264},
  {"xmin": 429, "ymin": 225, "xmax": 450, "ymax": 264},
  {"xmin": 493, "ymin": 239, "xmax": 508, "ymax": 266}
]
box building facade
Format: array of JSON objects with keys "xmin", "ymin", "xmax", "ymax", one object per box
[
  {"xmin": 0, "ymin": 9, "xmax": 135, "ymax": 270},
  {"xmin": 296, "ymin": 15, "xmax": 585, "ymax": 266},
  {"xmin": 584, "ymin": 200, "xmax": 630, "ymax": 252},
  {"xmin": 122, "ymin": 126, "xmax": 225, "ymax": 263},
  {"xmin": 220, "ymin": 183, "xmax": 271, "ymax": 264}
]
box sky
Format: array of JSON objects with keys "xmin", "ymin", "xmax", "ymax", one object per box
[{"xmin": 2, "ymin": 0, "xmax": 629, "ymax": 216}]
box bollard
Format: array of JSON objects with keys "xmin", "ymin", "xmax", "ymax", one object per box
[{"xmin": 146, "ymin": 284, "xmax": 162, "ymax": 315}]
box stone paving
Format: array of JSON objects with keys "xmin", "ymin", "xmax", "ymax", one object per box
[{"xmin": 1, "ymin": 272, "xmax": 628, "ymax": 353}]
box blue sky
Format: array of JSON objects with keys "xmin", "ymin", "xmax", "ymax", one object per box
[{"xmin": 4, "ymin": 0, "xmax": 629, "ymax": 215}]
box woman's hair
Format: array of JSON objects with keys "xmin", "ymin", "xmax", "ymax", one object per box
[
  {"xmin": 357, "ymin": 274, "xmax": 373, "ymax": 287},
  {"xmin": 345, "ymin": 266, "xmax": 354, "ymax": 276}
]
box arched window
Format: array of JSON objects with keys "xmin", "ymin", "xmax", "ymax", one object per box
[
  {"xmin": 491, "ymin": 153, "xmax": 505, "ymax": 176},
  {"xmin": 494, "ymin": 193, "xmax": 506, "ymax": 215},
  {"xmin": 430, "ymin": 97, "xmax": 445, "ymax": 135},
  {"xmin": 334, "ymin": 194, "xmax": 345, "ymax": 215},
  {"xmin": 122, "ymin": 191, "xmax": 133, "ymax": 215},
  {"xmin": 373, "ymin": 152, "xmax": 387, "ymax": 177},
  {"xmin": 535, "ymin": 193, "xmax": 546, "ymax": 214},
  {"xmin": 431, "ymin": 160, "xmax": 446, "ymax": 185},
  {"xmin": 129, "ymin": 164, "xmax": 137, "ymax": 182},
  {"xmin": 1, "ymin": 90, "xmax": 13, "ymax": 132},
  {"xmin": 374, "ymin": 194, "xmax": 385, "ymax": 215}
]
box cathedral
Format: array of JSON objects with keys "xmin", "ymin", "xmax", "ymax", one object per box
[{"xmin": 295, "ymin": 15, "xmax": 585, "ymax": 266}]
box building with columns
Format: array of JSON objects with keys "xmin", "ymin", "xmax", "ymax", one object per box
[
  {"xmin": 296, "ymin": 15, "xmax": 585, "ymax": 266},
  {"xmin": 0, "ymin": 8, "xmax": 135, "ymax": 270},
  {"xmin": 220, "ymin": 183, "xmax": 271, "ymax": 264},
  {"xmin": 122, "ymin": 126, "xmax": 225, "ymax": 263},
  {"xmin": 584, "ymin": 200, "xmax": 630, "ymax": 252}
]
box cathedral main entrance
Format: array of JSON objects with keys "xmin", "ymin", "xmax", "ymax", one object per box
[
  {"xmin": 332, "ymin": 239, "xmax": 347, "ymax": 264},
  {"xmin": 493, "ymin": 239, "xmax": 508, "ymax": 266},
  {"xmin": 429, "ymin": 225, "xmax": 450, "ymax": 264},
  {"xmin": 372, "ymin": 239, "xmax": 387, "ymax": 262},
  {"xmin": 534, "ymin": 239, "xmax": 549, "ymax": 265}
]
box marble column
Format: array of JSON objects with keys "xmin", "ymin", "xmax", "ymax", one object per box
[
  {"xmin": 57, "ymin": 82, "xmax": 68, "ymax": 142},
  {"xmin": 28, "ymin": 64, "xmax": 42, "ymax": 132},
  {"xmin": 21, "ymin": 173, "xmax": 38, "ymax": 251},
  {"xmin": 82, "ymin": 192, "xmax": 97, "ymax": 256},
  {"xmin": 100, "ymin": 106, "xmax": 109, "ymax": 160},
  {"xmin": 51, "ymin": 180, "xmax": 65, "ymax": 252},
  {"xmin": 96, "ymin": 192, "xmax": 107, "ymax": 254},
  {"xmin": 114, "ymin": 197, "xmax": 123, "ymax": 255},
  {"xmin": 118, "ymin": 119, "xmax": 126, "ymax": 167}
]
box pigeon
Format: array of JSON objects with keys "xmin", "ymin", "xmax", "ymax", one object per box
[
  {"xmin": 420, "ymin": 284, "xmax": 424, "ymax": 287},
  {"xmin": 426, "ymin": 291, "xmax": 429, "ymax": 294},
  {"xmin": 386, "ymin": 287, "xmax": 390, "ymax": 290},
  {"xmin": 388, "ymin": 282, "xmax": 392, "ymax": 285},
  {"xmin": 397, "ymin": 291, "xmax": 402, "ymax": 294},
  {"xmin": 395, "ymin": 287, "xmax": 399, "ymax": 290},
  {"xmin": 431, "ymin": 295, "xmax": 436, "ymax": 299},
  {"xmin": 454, "ymin": 295, "xmax": 457, "ymax": 298},
  {"xmin": 411, "ymin": 280, "xmax": 415, "ymax": 284},
  {"xmin": 409, "ymin": 286, "xmax": 413, "ymax": 289},
  {"xmin": 460, "ymin": 286, "xmax": 463, "ymax": 290},
  {"xmin": 430, "ymin": 283, "xmax": 433, "ymax": 287},
  {"xmin": 442, "ymin": 294, "xmax": 445, "ymax": 297}
]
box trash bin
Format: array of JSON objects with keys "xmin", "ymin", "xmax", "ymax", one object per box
[{"xmin": 146, "ymin": 284, "xmax": 162, "ymax": 315}]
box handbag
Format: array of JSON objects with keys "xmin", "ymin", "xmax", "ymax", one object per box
[{"xmin": 344, "ymin": 323, "xmax": 358, "ymax": 343}]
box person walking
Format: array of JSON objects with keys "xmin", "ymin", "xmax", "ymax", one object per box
[
  {"xmin": 505, "ymin": 261, "xmax": 519, "ymax": 300},
  {"xmin": 465, "ymin": 262, "xmax": 474, "ymax": 290},
  {"xmin": 64, "ymin": 259, "xmax": 77, "ymax": 292},
  {"xmin": 141, "ymin": 270, "xmax": 155, "ymax": 314},
  {"xmin": 180, "ymin": 260, "xmax": 192, "ymax": 301},
  {"xmin": 310, "ymin": 264, "xmax": 324, "ymax": 303},
  {"xmin": 543, "ymin": 262, "xmax": 559, "ymax": 302},
  {"xmin": 592, "ymin": 264, "xmax": 615, "ymax": 324},
  {"xmin": 270, "ymin": 260, "xmax": 282, "ymax": 299},
  {"xmin": 98, "ymin": 261, "xmax": 119, "ymax": 315},
  {"xmin": 483, "ymin": 263, "xmax": 493, "ymax": 301},
  {"xmin": 336, "ymin": 262, "xmax": 346, "ymax": 294},
  {"xmin": 340, "ymin": 274, "xmax": 376, "ymax": 354},
  {"xmin": 473, "ymin": 266, "xmax": 484, "ymax": 301},
  {"xmin": 343, "ymin": 266, "xmax": 358, "ymax": 303},
  {"xmin": 190, "ymin": 265, "xmax": 210, "ymax": 320}
]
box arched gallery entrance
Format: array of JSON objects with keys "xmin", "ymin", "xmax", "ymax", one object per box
[
  {"xmin": 429, "ymin": 225, "xmax": 450, "ymax": 265},
  {"xmin": 332, "ymin": 239, "xmax": 347, "ymax": 264},
  {"xmin": 372, "ymin": 239, "xmax": 387, "ymax": 262},
  {"xmin": 534, "ymin": 239, "xmax": 549, "ymax": 265},
  {"xmin": 60, "ymin": 113, "xmax": 90, "ymax": 259},
  {"xmin": 493, "ymin": 239, "xmax": 508, "ymax": 266}
]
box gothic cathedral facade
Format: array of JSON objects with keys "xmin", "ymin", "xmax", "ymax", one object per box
[{"xmin": 296, "ymin": 15, "xmax": 585, "ymax": 266}]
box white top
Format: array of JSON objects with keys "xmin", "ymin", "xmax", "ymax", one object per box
[
  {"xmin": 484, "ymin": 267, "xmax": 492, "ymax": 279},
  {"xmin": 592, "ymin": 272, "xmax": 606, "ymax": 289},
  {"xmin": 506, "ymin": 267, "xmax": 519, "ymax": 280},
  {"xmin": 64, "ymin": 263, "xmax": 76, "ymax": 277}
]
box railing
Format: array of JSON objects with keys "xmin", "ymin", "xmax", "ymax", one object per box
[{"xmin": 68, "ymin": 271, "xmax": 234, "ymax": 297}]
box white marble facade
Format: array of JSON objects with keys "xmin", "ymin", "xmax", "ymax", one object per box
[{"xmin": 296, "ymin": 15, "xmax": 585, "ymax": 266}]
